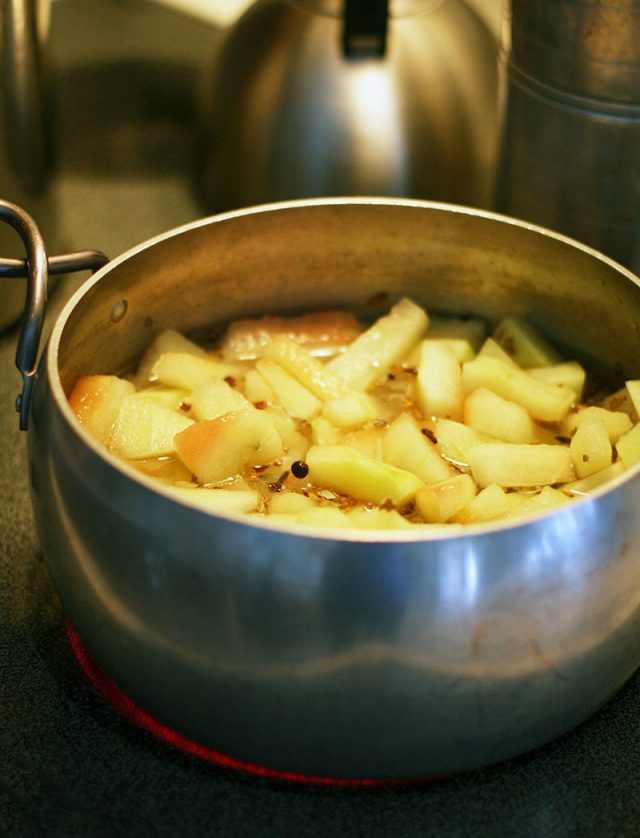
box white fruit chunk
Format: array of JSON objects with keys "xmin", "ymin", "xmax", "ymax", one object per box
[
  {"xmin": 467, "ymin": 442, "xmax": 574, "ymax": 488},
  {"xmin": 347, "ymin": 507, "xmax": 416, "ymax": 530},
  {"xmin": 569, "ymin": 418, "xmax": 612, "ymax": 478},
  {"xmin": 383, "ymin": 413, "xmax": 453, "ymax": 484},
  {"xmin": 242, "ymin": 369, "xmax": 274, "ymax": 404},
  {"xmin": 321, "ymin": 391, "xmax": 378, "ymax": 428},
  {"xmin": 462, "ymin": 355, "xmax": 575, "ymax": 421},
  {"xmin": 68, "ymin": 374, "xmax": 136, "ymax": 444},
  {"xmin": 175, "ymin": 409, "xmax": 283, "ymax": 484},
  {"xmin": 295, "ymin": 507, "xmax": 353, "ymax": 528},
  {"xmin": 267, "ymin": 407, "xmax": 311, "ymax": 465},
  {"xmin": 109, "ymin": 395, "xmax": 194, "ymax": 459},
  {"xmin": 311, "ymin": 416, "xmax": 343, "ymax": 446},
  {"xmin": 133, "ymin": 386, "xmax": 189, "ymax": 411},
  {"xmin": 477, "ymin": 337, "xmax": 519, "ymax": 367},
  {"xmin": 255, "ymin": 357, "xmax": 322, "ymax": 419},
  {"xmin": 221, "ymin": 310, "xmax": 362, "ymax": 360},
  {"xmin": 493, "ymin": 317, "xmax": 561, "ymax": 368},
  {"xmin": 305, "ymin": 444, "xmax": 424, "ymax": 507},
  {"xmin": 509, "ymin": 486, "xmax": 571, "ymax": 517},
  {"xmin": 527, "ymin": 361, "xmax": 586, "ymax": 400},
  {"xmin": 268, "ymin": 492, "xmax": 317, "ymax": 516},
  {"xmin": 561, "ymin": 405, "xmax": 632, "ymax": 443},
  {"xmin": 416, "ymin": 340, "xmax": 464, "ymax": 421},
  {"xmin": 423, "ymin": 316, "xmax": 486, "ymax": 362},
  {"xmin": 327, "ymin": 297, "xmax": 428, "ymax": 390},
  {"xmin": 190, "ymin": 376, "xmax": 252, "ymax": 422},
  {"xmin": 343, "ymin": 426, "xmax": 385, "ymax": 460},
  {"xmin": 135, "ymin": 328, "xmax": 210, "ymax": 383},
  {"xmin": 615, "ymin": 422, "xmax": 640, "ymax": 469},
  {"xmin": 463, "ymin": 387, "xmax": 538, "ymax": 444},
  {"xmin": 563, "ymin": 461, "xmax": 626, "ymax": 496},
  {"xmin": 166, "ymin": 486, "xmax": 260, "ymax": 514},
  {"xmin": 455, "ymin": 483, "xmax": 510, "ymax": 523},
  {"xmin": 625, "ymin": 380, "xmax": 640, "ymax": 416},
  {"xmin": 263, "ymin": 336, "xmax": 348, "ymax": 400},
  {"xmin": 152, "ymin": 352, "xmax": 245, "ymax": 390},
  {"xmin": 600, "ymin": 387, "xmax": 638, "ymax": 420},
  {"xmin": 415, "ymin": 474, "xmax": 477, "ymax": 523},
  {"xmin": 433, "ymin": 418, "xmax": 496, "ymax": 469}
]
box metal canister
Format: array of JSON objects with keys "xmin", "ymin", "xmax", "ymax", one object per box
[
  {"xmin": 496, "ymin": 0, "xmax": 640, "ymax": 273},
  {"xmin": 0, "ymin": 0, "xmax": 56, "ymax": 332}
]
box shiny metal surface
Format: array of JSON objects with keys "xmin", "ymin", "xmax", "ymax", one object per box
[
  {"xmin": 506, "ymin": 0, "xmax": 640, "ymax": 103},
  {"xmin": 0, "ymin": 0, "xmax": 56, "ymax": 332},
  {"xmin": 496, "ymin": 1, "xmax": 640, "ymax": 274},
  {"xmin": 26, "ymin": 198, "xmax": 640, "ymax": 780},
  {"xmin": 194, "ymin": 0, "xmax": 499, "ymax": 213}
]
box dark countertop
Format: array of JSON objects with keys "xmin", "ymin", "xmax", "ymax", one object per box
[{"xmin": 2, "ymin": 1, "xmax": 640, "ymax": 835}]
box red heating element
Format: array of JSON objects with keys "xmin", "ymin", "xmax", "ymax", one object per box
[{"xmin": 65, "ymin": 620, "xmax": 425, "ymax": 788}]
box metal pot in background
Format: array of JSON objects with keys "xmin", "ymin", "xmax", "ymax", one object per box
[
  {"xmin": 496, "ymin": 0, "xmax": 640, "ymax": 274},
  {"xmin": 0, "ymin": 0, "xmax": 57, "ymax": 332},
  {"xmin": 193, "ymin": 0, "xmax": 499, "ymax": 213}
]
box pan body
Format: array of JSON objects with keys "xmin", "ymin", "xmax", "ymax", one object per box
[{"xmin": 28, "ymin": 198, "xmax": 640, "ymax": 780}]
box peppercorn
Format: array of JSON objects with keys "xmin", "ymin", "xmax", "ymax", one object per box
[{"xmin": 291, "ymin": 460, "xmax": 309, "ymax": 479}]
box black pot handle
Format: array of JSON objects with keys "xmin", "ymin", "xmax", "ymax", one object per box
[
  {"xmin": 342, "ymin": 0, "xmax": 388, "ymax": 58},
  {"xmin": 0, "ymin": 199, "xmax": 108, "ymax": 430}
]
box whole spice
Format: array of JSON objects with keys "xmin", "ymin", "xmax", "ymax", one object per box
[{"xmin": 291, "ymin": 460, "xmax": 309, "ymax": 479}]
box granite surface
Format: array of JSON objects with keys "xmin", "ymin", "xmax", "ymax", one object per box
[{"xmin": 2, "ymin": 1, "xmax": 640, "ymax": 835}]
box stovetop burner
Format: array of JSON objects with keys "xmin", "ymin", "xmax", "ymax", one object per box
[{"xmin": 65, "ymin": 620, "xmax": 423, "ymax": 788}]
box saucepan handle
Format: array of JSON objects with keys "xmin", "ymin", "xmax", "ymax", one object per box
[{"xmin": 0, "ymin": 199, "xmax": 108, "ymax": 430}]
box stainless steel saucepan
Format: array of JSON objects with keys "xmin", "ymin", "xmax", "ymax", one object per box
[{"xmin": 6, "ymin": 197, "xmax": 640, "ymax": 781}]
